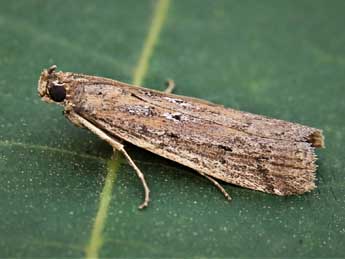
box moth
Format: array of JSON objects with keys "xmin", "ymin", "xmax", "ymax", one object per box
[{"xmin": 38, "ymin": 65, "xmax": 324, "ymax": 208}]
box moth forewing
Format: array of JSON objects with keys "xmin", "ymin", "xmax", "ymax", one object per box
[{"xmin": 38, "ymin": 66, "xmax": 324, "ymax": 208}]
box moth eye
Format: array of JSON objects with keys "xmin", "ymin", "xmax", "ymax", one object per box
[{"xmin": 49, "ymin": 83, "xmax": 66, "ymax": 102}]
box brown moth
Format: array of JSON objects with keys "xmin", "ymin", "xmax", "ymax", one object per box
[{"xmin": 38, "ymin": 65, "xmax": 324, "ymax": 209}]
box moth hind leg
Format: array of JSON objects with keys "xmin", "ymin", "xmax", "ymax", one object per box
[{"xmin": 197, "ymin": 171, "xmax": 232, "ymax": 201}]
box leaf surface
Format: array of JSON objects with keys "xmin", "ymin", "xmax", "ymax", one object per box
[{"xmin": 0, "ymin": 0, "xmax": 344, "ymax": 257}]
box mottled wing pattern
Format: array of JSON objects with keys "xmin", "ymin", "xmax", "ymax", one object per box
[{"xmin": 65, "ymin": 73, "xmax": 323, "ymax": 195}]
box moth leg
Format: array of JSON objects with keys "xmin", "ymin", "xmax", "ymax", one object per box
[
  {"xmin": 196, "ymin": 171, "xmax": 232, "ymax": 201},
  {"xmin": 119, "ymin": 147, "xmax": 150, "ymax": 209},
  {"xmin": 68, "ymin": 112, "xmax": 150, "ymax": 209},
  {"xmin": 164, "ymin": 79, "xmax": 175, "ymax": 94}
]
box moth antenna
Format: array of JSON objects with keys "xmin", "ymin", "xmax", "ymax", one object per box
[{"xmin": 47, "ymin": 65, "xmax": 57, "ymax": 74}]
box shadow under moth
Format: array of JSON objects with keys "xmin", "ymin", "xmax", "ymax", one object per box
[{"xmin": 38, "ymin": 65, "xmax": 324, "ymax": 209}]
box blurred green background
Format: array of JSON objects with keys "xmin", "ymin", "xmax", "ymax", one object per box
[{"xmin": 0, "ymin": 0, "xmax": 344, "ymax": 257}]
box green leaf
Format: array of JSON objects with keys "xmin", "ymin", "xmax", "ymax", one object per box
[{"xmin": 1, "ymin": 0, "xmax": 344, "ymax": 258}]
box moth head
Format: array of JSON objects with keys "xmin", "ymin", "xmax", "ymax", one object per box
[{"xmin": 38, "ymin": 65, "xmax": 67, "ymax": 103}]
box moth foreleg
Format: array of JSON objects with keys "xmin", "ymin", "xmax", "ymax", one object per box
[
  {"xmin": 164, "ymin": 79, "xmax": 175, "ymax": 94},
  {"xmin": 67, "ymin": 112, "xmax": 150, "ymax": 209},
  {"xmin": 196, "ymin": 171, "xmax": 232, "ymax": 201}
]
